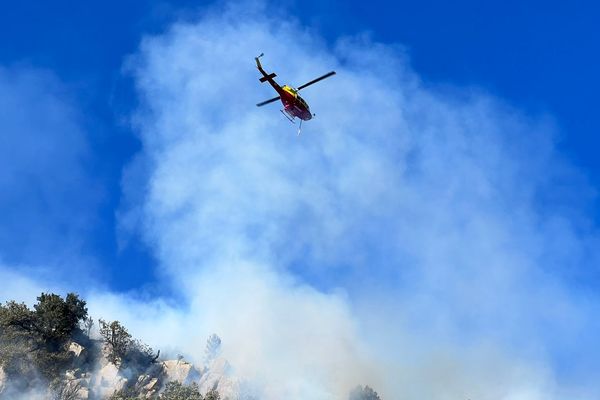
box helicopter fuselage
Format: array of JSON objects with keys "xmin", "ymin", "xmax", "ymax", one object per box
[{"xmin": 278, "ymin": 85, "xmax": 312, "ymax": 121}]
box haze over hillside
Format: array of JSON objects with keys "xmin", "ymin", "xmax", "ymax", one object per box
[{"xmin": 0, "ymin": 292, "xmax": 381, "ymax": 399}]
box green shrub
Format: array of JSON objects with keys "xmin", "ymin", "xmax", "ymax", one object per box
[
  {"xmin": 204, "ymin": 388, "xmax": 221, "ymax": 400},
  {"xmin": 161, "ymin": 381, "xmax": 203, "ymax": 400},
  {"xmin": 108, "ymin": 386, "xmax": 140, "ymax": 400}
]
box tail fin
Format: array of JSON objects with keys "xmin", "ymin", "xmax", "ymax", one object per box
[
  {"xmin": 255, "ymin": 53, "xmax": 275, "ymax": 82},
  {"xmin": 255, "ymin": 53, "xmax": 265, "ymax": 70}
]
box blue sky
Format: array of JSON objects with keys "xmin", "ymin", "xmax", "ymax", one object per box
[
  {"xmin": 1, "ymin": 1, "xmax": 600, "ymax": 398},
  {"xmin": 1, "ymin": 1, "xmax": 598, "ymax": 290}
]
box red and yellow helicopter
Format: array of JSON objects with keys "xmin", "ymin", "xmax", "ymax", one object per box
[{"xmin": 255, "ymin": 53, "xmax": 336, "ymax": 134}]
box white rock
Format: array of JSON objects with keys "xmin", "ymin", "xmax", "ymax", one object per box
[
  {"xmin": 198, "ymin": 358, "xmax": 235, "ymax": 397},
  {"xmin": 69, "ymin": 341, "xmax": 89, "ymax": 370},
  {"xmin": 209, "ymin": 358, "xmax": 232, "ymax": 376},
  {"xmin": 93, "ymin": 362, "xmax": 127, "ymax": 397},
  {"xmin": 136, "ymin": 374, "xmax": 159, "ymax": 394},
  {"xmin": 69, "ymin": 341, "xmax": 86, "ymax": 358},
  {"xmin": 77, "ymin": 386, "xmax": 90, "ymax": 399},
  {"xmin": 162, "ymin": 359, "xmax": 201, "ymax": 385},
  {"xmin": 98, "ymin": 363, "xmax": 119, "ymax": 386},
  {"xmin": 144, "ymin": 377, "xmax": 159, "ymax": 391},
  {"xmin": 216, "ymin": 376, "xmax": 245, "ymax": 400}
]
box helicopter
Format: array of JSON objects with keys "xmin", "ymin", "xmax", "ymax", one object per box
[{"xmin": 255, "ymin": 53, "xmax": 336, "ymax": 134}]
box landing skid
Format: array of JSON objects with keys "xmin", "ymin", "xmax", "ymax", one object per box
[
  {"xmin": 280, "ymin": 109, "xmax": 303, "ymax": 136},
  {"xmin": 280, "ymin": 109, "xmax": 295, "ymax": 124}
]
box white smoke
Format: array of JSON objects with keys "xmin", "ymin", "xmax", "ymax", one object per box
[
  {"xmin": 1, "ymin": 2, "xmax": 599, "ymax": 399},
  {"xmin": 99, "ymin": 3, "xmax": 600, "ymax": 399}
]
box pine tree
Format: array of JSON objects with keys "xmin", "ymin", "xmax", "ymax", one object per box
[
  {"xmin": 349, "ymin": 385, "xmax": 382, "ymax": 400},
  {"xmin": 204, "ymin": 334, "xmax": 221, "ymax": 365}
]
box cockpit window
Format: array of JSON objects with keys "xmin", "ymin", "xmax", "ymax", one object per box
[{"xmin": 284, "ymin": 85, "xmax": 298, "ymax": 95}]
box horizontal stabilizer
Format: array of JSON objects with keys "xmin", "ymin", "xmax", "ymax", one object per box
[{"xmin": 259, "ymin": 73, "xmax": 277, "ymax": 83}]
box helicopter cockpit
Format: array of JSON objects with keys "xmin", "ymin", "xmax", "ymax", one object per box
[{"xmin": 282, "ymin": 85, "xmax": 298, "ymax": 97}]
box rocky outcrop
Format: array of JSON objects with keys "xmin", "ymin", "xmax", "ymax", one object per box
[
  {"xmin": 199, "ymin": 357, "xmax": 250, "ymax": 400},
  {"xmin": 55, "ymin": 368, "xmax": 93, "ymax": 400},
  {"xmin": 0, "ymin": 339, "xmax": 245, "ymax": 399},
  {"xmin": 136, "ymin": 374, "xmax": 160, "ymax": 399},
  {"xmin": 132, "ymin": 362, "xmax": 164, "ymax": 399},
  {"xmin": 95, "ymin": 362, "xmax": 128, "ymax": 397},
  {"xmin": 162, "ymin": 359, "xmax": 201, "ymax": 385},
  {"xmin": 83, "ymin": 343, "xmax": 207, "ymax": 399}
]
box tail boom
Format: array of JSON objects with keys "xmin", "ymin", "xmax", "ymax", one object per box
[{"xmin": 255, "ymin": 53, "xmax": 282, "ymax": 93}]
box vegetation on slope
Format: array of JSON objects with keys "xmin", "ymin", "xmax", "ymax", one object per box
[{"xmin": 0, "ymin": 292, "xmax": 383, "ymax": 399}]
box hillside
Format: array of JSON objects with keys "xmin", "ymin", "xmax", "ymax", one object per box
[{"xmin": 0, "ymin": 293, "xmax": 381, "ymax": 400}]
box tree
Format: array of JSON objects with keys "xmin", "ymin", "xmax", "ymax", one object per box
[
  {"xmin": 0, "ymin": 301, "xmax": 34, "ymax": 334},
  {"xmin": 204, "ymin": 388, "xmax": 221, "ymax": 400},
  {"xmin": 349, "ymin": 385, "xmax": 382, "ymax": 400},
  {"xmin": 108, "ymin": 386, "xmax": 139, "ymax": 400},
  {"xmin": 34, "ymin": 293, "xmax": 88, "ymax": 346},
  {"xmin": 0, "ymin": 293, "xmax": 88, "ymax": 388},
  {"xmin": 161, "ymin": 381, "xmax": 203, "ymax": 400},
  {"xmin": 98, "ymin": 319, "xmax": 159, "ymax": 368},
  {"xmin": 0, "ymin": 301, "xmax": 36, "ymax": 378},
  {"xmin": 98, "ymin": 319, "xmax": 132, "ymax": 364},
  {"xmin": 79, "ymin": 316, "xmax": 94, "ymax": 337},
  {"xmin": 204, "ymin": 334, "xmax": 221, "ymax": 365}
]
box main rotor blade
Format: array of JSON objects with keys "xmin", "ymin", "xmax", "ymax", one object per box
[
  {"xmin": 256, "ymin": 96, "xmax": 280, "ymax": 107},
  {"xmin": 297, "ymin": 71, "xmax": 336, "ymax": 90}
]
